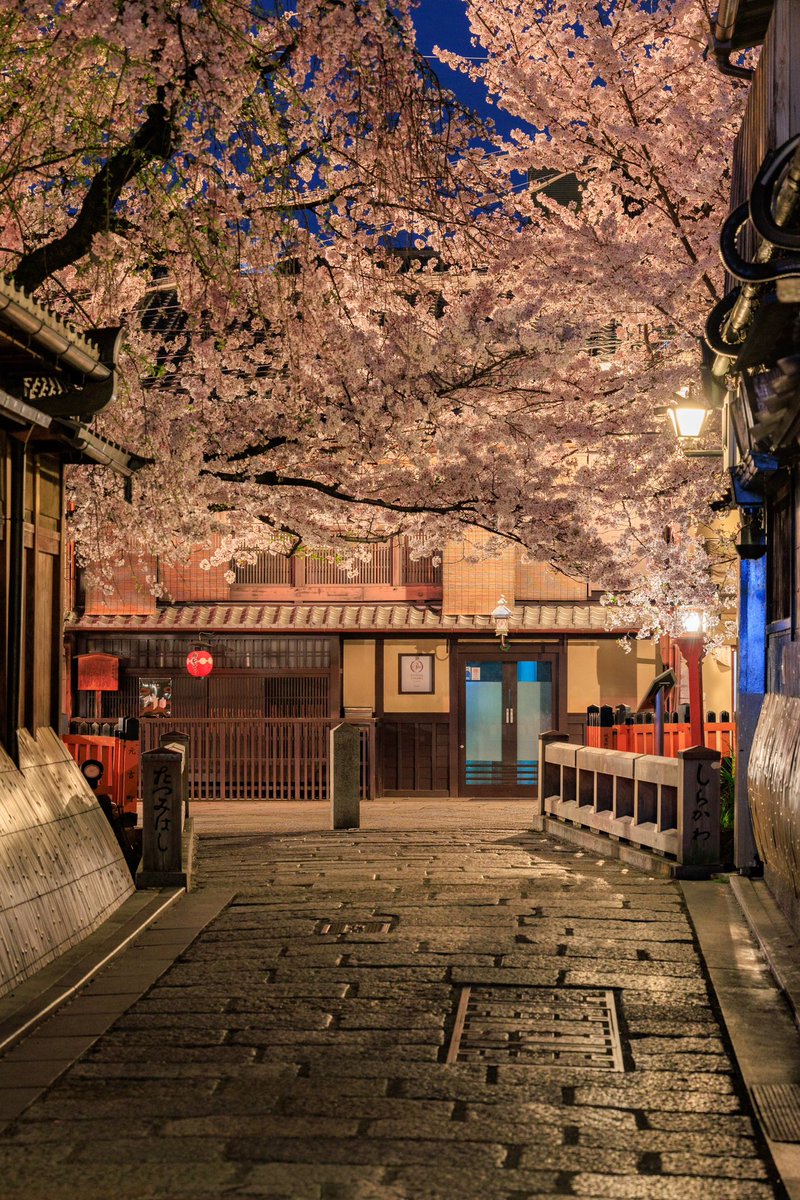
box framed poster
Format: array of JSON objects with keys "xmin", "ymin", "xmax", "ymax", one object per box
[
  {"xmin": 398, "ymin": 654, "xmax": 435, "ymax": 694},
  {"xmin": 139, "ymin": 678, "xmax": 172, "ymax": 717}
]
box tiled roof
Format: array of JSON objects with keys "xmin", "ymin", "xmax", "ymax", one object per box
[
  {"xmin": 0, "ymin": 274, "xmax": 105, "ymax": 375},
  {"xmin": 70, "ymin": 603, "xmax": 627, "ymax": 634}
]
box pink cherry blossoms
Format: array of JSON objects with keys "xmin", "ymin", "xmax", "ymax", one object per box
[{"xmin": 0, "ymin": 0, "xmax": 746, "ymax": 625}]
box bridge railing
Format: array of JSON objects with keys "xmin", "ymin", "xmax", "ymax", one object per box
[{"xmin": 538, "ymin": 731, "xmax": 721, "ymax": 868}]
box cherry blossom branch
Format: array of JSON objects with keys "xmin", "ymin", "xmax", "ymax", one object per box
[{"xmin": 12, "ymin": 101, "xmax": 174, "ymax": 294}]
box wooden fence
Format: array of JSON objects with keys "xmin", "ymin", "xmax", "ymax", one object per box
[
  {"xmin": 62, "ymin": 733, "xmax": 140, "ymax": 814},
  {"xmin": 132, "ymin": 717, "xmax": 376, "ymax": 801},
  {"xmin": 586, "ymin": 722, "xmax": 734, "ymax": 758}
]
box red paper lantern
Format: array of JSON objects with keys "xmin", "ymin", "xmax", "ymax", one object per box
[{"xmin": 186, "ymin": 648, "xmax": 214, "ymax": 677}]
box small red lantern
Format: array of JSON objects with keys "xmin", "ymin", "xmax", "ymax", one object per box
[{"xmin": 186, "ymin": 648, "xmax": 214, "ymax": 678}]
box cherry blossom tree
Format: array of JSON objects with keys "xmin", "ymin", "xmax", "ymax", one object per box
[
  {"xmin": 432, "ymin": 0, "xmax": 748, "ymax": 611},
  {"xmin": 1, "ymin": 0, "xmax": 745, "ymax": 612}
]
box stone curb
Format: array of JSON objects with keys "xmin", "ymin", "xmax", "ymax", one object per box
[
  {"xmin": 0, "ymin": 888, "xmax": 234, "ymax": 1130},
  {"xmin": 0, "ymin": 888, "xmax": 184, "ymax": 1057},
  {"xmin": 730, "ymin": 875, "xmax": 800, "ymax": 1025}
]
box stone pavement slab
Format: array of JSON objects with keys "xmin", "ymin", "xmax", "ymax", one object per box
[
  {"xmin": 0, "ymin": 889, "xmax": 232, "ymax": 1130},
  {"xmin": 0, "ymin": 802, "xmax": 787, "ymax": 1198}
]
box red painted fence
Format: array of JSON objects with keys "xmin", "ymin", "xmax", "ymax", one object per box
[
  {"xmin": 586, "ymin": 722, "xmax": 735, "ymax": 758},
  {"xmin": 62, "ymin": 734, "xmax": 140, "ymax": 814}
]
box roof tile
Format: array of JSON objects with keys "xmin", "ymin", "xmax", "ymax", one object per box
[{"xmin": 69, "ymin": 602, "xmax": 628, "ymax": 634}]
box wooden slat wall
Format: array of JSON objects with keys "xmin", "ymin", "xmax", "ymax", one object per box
[
  {"xmin": 732, "ymin": 0, "xmax": 800, "ymax": 258},
  {"xmin": 77, "ymin": 670, "xmax": 331, "ymax": 721},
  {"xmin": 749, "ymin": 692, "xmax": 800, "ymax": 929},
  {"xmin": 378, "ymin": 716, "xmax": 450, "ymax": 795},
  {"xmin": 305, "ymin": 545, "xmax": 393, "ymax": 585},
  {"xmin": 83, "ymin": 552, "xmax": 159, "ymax": 615},
  {"xmin": 75, "ymin": 634, "xmax": 333, "ymax": 672},
  {"xmin": 6, "ymin": 452, "xmax": 64, "ymax": 736},
  {"xmin": 138, "ymin": 717, "xmax": 374, "ymax": 801},
  {"xmin": 234, "ymin": 553, "xmax": 292, "ymax": 585},
  {"xmin": 515, "ymin": 560, "xmax": 589, "ymax": 603},
  {"xmin": 160, "ymin": 538, "xmax": 232, "ymax": 602},
  {"xmin": 85, "ymin": 540, "xmax": 442, "ymax": 605},
  {"xmin": 772, "ymin": 0, "xmax": 800, "ymax": 147},
  {"xmin": 401, "ymin": 545, "xmax": 442, "ymax": 586}
]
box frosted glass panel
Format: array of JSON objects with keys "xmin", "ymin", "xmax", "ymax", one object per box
[
  {"xmin": 517, "ymin": 681, "xmax": 553, "ymax": 761},
  {"xmin": 463, "ymin": 658, "xmax": 553, "ymax": 790},
  {"xmin": 465, "ymin": 680, "xmax": 502, "ymax": 763}
]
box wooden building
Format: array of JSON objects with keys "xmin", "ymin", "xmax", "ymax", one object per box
[
  {"xmin": 66, "ymin": 528, "xmax": 734, "ymax": 802},
  {"xmin": 0, "ymin": 276, "xmax": 141, "ymax": 998},
  {"xmin": 707, "ymin": 1, "xmax": 800, "ymax": 907},
  {"xmin": 0, "ymin": 281, "xmax": 145, "ymax": 750}
]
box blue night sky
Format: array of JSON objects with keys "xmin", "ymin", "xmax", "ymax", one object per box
[{"xmin": 412, "ymin": 0, "xmax": 520, "ymax": 138}]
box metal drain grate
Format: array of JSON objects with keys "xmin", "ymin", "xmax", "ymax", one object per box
[
  {"xmin": 751, "ymin": 1084, "xmax": 800, "ymax": 1142},
  {"xmin": 446, "ymin": 985, "xmax": 625, "ymax": 1071},
  {"xmin": 316, "ymin": 920, "xmax": 392, "ymax": 936}
]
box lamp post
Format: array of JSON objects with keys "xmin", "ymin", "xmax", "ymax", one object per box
[
  {"xmin": 674, "ymin": 607, "xmax": 706, "ymax": 748},
  {"xmin": 491, "ymin": 595, "xmax": 512, "ymax": 649}
]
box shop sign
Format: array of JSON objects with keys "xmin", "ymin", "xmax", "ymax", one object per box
[
  {"xmin": 76, "ymin": 653, "xmax": 120, "ymax": 692},
  {"xmin": 399, "ymin": 654, "xmax": 435, "ymax": 694}
]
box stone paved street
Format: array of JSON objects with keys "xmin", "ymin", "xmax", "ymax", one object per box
[{"xmin": 0, "ymin": 805, "xmax": 783, "ymax": 1199}]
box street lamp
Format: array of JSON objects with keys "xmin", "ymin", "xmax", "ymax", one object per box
[
  {"xmin": 674, "ymin": 606, "xmax": 707, "ymax": 747},
  {"xmin": 491, "ymin": 595, "xmax": 512, "ymax": 649},
  {"xmin": 663, "ymin": 386, "xmax": 723, "ymax": 458},
  {"xmin": 666, "ymin": 388, "xmax": 712, "ymax": 439}
]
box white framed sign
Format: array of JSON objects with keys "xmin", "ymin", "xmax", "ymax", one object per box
[{"xmin": 398, "ymin": 654, "xmax": 435, "ymax": 694}]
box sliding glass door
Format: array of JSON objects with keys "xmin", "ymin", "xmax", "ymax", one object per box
[{"xmin": 459, "ymin": 653, "xmax": 556, "ymax": 796}]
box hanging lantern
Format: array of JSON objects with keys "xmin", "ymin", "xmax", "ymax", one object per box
[
  {"xmin": 186, "ymin": 648, "xmax": 214, "ymax": 677},
  {"xmin": 490, "ymin": 595, "xmax": 513, "ymax": 648}
]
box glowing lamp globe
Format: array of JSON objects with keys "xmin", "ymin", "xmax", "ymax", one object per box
[
  {"xmin": 666, "ymin": 388, "xmax": 710, "ymax": 440},
  {"xmin": 186, "ymin": 649, "xmax": 214, "ymax": 677},
  {"xmin": 679, "ymin": 607, "xmax": 706, "ymax": 637}
]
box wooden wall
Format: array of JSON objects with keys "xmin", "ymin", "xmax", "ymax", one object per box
[
  {"xmin": 732, "ymin": 0, "xmax": 800, "ymax": 213},
  {"xmin": 0, "ymin": 729, "xmax": 133, "ymax": 999},
  {"xmin": 378, "ymin": 716, "xmax": 450, "ymax": 795},
  {"xmin": 0, "ymin": 435, "xmax": 65, "ymax": 740}
]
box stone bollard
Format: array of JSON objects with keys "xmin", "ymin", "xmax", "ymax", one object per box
[
  {"xmin": 537, "ymin": 731, "xmax": 570, "ymax": 817},
  {"xmin": 330, "ymin": 722, "xmax": 361, "ymax": 829},
  {"xmin": 677, "ymin": 746, "xmax": 721, "ymax": 868},
  {"xmin": 160, "ymin": 730, "xmax": 191, "ymax": 818},
  {"xmin": 138, "ymin": 748, "xmax": 186, "ymax": 887}
]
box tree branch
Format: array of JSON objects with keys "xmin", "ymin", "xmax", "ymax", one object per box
[
  {"xmin": 201, "ymin": 464, "xmax": 479, "ymax": 517},
  {"xmin": 11, "ymin": 101, "xmax": 174, "ymax": 293}
]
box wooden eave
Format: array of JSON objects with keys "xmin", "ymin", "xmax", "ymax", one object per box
[{"xmin": 0, "ymin": 275, "xmax": 122, "ymax": 418}]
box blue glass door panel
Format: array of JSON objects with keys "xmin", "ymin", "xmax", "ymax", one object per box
[
  {"xmin": 516, "ymin": 661, "xmax": 553, "ymax": 786},
  {"xmin": 463, "ymin": 656, "xmax": 555, "ymax": 793}
]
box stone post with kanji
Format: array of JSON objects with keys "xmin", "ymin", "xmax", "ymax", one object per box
[
  {"xmin": 138, "ymin": 747, "xmax": 185, "ymax": 887},
  {"xmin": 160, "ymin": 730, "xmax": 191, "ymax": 818},
  {"xmin": 677, "ymin": 746, "xmax": 721, "ymax": 868}
]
